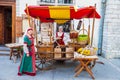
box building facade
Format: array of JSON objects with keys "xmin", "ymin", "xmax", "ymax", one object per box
[
  {"xmin": 37, "ymin": 0, "xmax": 75, "ymax": 5},
  {"xmin": 99, "ymin": 0, "xmax": 120, "ymax": 58},
  {"xmin": 0, "ymin": 0, "xmax": 119, "ymax": 59}
]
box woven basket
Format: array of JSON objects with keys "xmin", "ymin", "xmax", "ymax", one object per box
[
  {"xmin": 77, "ymin": 29, "xmax": 88, "ymax": 45},
  {"xmin": 77, "ymin": 38, "xmax": 88, "ymax": 44}
]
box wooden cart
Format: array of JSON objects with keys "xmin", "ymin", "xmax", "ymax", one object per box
[{"xmin": 24, "ymin": 4, "xmax": 100, "ymax": 66}]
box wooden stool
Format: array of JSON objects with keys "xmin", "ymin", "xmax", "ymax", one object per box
[{"xmin": 74, "ymin": 55, "xmax": 98, "ymax": 79}]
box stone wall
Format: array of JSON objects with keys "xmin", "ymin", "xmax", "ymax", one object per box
[{"xmin": 102, "ymin": 0, "xmax": 120, "ymax": 58}]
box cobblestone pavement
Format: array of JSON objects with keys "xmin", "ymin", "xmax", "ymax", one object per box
[{"xmin": 0, "ymin": 56, "xmax": 120, "ymax": 80}]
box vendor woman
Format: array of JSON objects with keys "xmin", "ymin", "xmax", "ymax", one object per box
[{"xmin": 56, "ymin": 26, "xmax": 65, "ymax": 45}]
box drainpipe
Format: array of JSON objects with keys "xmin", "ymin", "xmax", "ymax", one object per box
[{"xmin": 98, "ymin": 0, "xmax": 107, "ymax": 55}]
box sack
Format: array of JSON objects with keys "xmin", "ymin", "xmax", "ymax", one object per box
[
  {"xmin": 66, "ymin": 46, "xmax": 74, "ymax": 58},
  {"xmin": 54, "ymin": 46, "xmax": 61, "ymax": 53},
  {"xmin": 66, "ymin": 46, "xmax": 74, "ymax": 53},
  {"xmin": 54, "ymin": 46, "xmax": 62, "ymax": 58}
]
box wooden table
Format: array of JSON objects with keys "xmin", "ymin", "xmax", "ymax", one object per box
[
  {"xmin": 5, "ymin": 43, "xmax": 23, "ymax": 63},
  {"xmin": 74, "ymin": 52, "xmax": 98, "ymax": 79}
]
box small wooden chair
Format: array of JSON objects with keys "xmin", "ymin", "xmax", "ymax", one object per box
[{"xmin": 74, "ymin": 55, "xmax": 98, "ymax": 79}]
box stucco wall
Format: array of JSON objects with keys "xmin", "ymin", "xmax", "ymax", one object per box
[
  {"xmin": 102, "ymin": 0, "xmax": 120, "ymax": 58},
  {"xmin": 16, "ymin": 0, "xmax": 37, "ymax": 16}
]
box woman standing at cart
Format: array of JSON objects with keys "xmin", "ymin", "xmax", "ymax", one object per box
[
  {"xmin": 56, "ymin": 26, "xmax": 66, "ymax": 60},
  {"xmin": 18, "ymin": 28, "xmax": 36, "ymax": 76},
  {"xmin": 56, "ymin": 26, "xmax": 65, "ymax": 46}
]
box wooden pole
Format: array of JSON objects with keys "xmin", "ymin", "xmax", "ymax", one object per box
[
  {"xmin": 70, "ymin": 20, "xmax": 74, "ymax": 30},
  {"xmin": 91, "ymin": 4, "xmax": 96, "ymax": 46},
  {"xmin": 34, "ymin": 19, "xmax": 38, "ymax": 45},
  {"xmin": 82, "ymin": 19, "xmax": 85, "ymax": 34},
  {"xmin": 51, "ymin": 23, "xmax": 53, "ymax": 44},
  {"xmin": 70, "ymin": 20, "xmax": 73, "ymax": 43},
  {"xmin": 37, "ymin": 17, "xmax": 42, "ymax": 42},
  {"xmin": 88, "ymin": 19, "xmax": 90, "ymax": 45},
  {"xmin": 48, "ymin": 23, "xmax": 52, "ymax": 44},
  {"xmin": 26, "ymin": 4, "xmax": 31, "ymax": 27}
]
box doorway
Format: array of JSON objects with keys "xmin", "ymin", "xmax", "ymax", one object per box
[{"xmin": 0, "ymin": 6, "xmax": 12, "ymax": 45}]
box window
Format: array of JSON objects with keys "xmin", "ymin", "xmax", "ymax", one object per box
[
  {"xmin": 40, "ymin": 0, "xmax": 73, "ymax": 4},
  {"xmin": 40, "ymin": 0, "xmax": 55, "ymax": 3},
  {"xmin": 64, "ymin": 0, "xmax": 73, "ymax": 4},
  {"xmin": 58, "ymin": 0, "xmax": 73, "ymax": 4},
  {"xmin": 58, "ymin": 0, "xmax": 64, "ymax": 3}
]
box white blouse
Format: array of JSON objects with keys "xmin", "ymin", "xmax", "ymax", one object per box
[{"xmin": 57, "ymin": 32, "xmax": 63, "ymax": 36}]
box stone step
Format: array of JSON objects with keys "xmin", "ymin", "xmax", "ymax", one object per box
[
  {"xmin": 0, "ymin": 46, "xmax": 10, "ymax": 51},
  {"xmin": 0, "ymin": 51, "xmax": 9, "ymax": 56},
  {"xmin": 0, "ymin": 46, "xmax": 10, "ymax": 56}
]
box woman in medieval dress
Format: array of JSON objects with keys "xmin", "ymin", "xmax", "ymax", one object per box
[
  {"xmin": 56, "ymin": 26, "xmax": 65, "ymax": 46},
  {"xmin": 18, "ymin": 28, "xmax": 36, "ymax": 76}
]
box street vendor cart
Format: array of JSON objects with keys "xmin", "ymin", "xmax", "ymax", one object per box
[{"xmin": 24, "ymin": 4, "xmax": 100, "ymax": 70}]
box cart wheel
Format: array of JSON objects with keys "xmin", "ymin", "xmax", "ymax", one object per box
[{"xmin": 36, "ymin": 57, "xmax": 55, "ymax": 70}]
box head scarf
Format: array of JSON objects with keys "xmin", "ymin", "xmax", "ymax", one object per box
[
  {"xmin": 59, "ymin": 26, "xmax": 63, "ymax": 29},
  {"xmin": 23, "ymin": 27, "xmax": 33, "ymax": 41}
]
